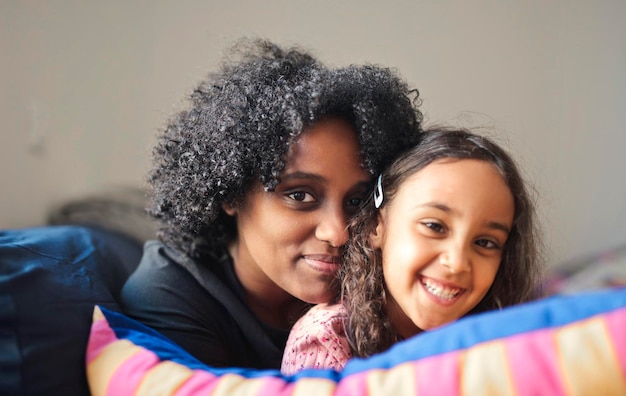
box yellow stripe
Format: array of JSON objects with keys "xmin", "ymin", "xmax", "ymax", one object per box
[
  {"xmin": 365, "ymin": 363, "xmax": 416, "ymax": 395},
  {"xmin": 210, "ymin": 373, "xmax": 265, "ymax": 396},
  {"xmin": 135, "ymin": 360, "xmax": 193, "ymax": 395},
  {"xmin": 461, "ymin": 341, "xmax": 514, "ymax": 396},
  {"xmin": 556, "ymin": 316, "xmax": 626, "ymax": 396},
  {"xmin": 93, "ymin": 305, "xmax": 105, "ymax": 321},
  {"xmin": 293, "ymin": 377, "xmax": 336, "ymax": 396},
  {"xmin": 87, "ymin": 339, "xmax": 144, "ymax": 396}
]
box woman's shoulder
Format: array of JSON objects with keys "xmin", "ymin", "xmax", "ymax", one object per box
[
  {"xmin": 121, "ymin": 240, "xmax": 230, "ymax": 317},
  {"xmin": 137, "ymin": 240, "xmax": 228, "ymax": 276}
]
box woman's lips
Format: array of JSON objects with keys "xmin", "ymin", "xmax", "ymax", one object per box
[{"xmin": 303, "ymin": 254, "xmax": 340, "ymax": 275}]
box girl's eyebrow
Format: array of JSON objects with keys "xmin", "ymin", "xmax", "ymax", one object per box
[
  {"xmin": 417, "ymin": 202, "xmax": 511, "ymax": 234},
  {"xmin": 487, "ymin": 221, "xmax": 511, "ymax": 234},
  {"xmin": 418, "ymin": 202, "xmax": 451, "ymax": 212}
]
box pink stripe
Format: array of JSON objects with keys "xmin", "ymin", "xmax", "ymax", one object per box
[
  {"xmin": 174, "ymin": 369, "xmax": 221, "ymax": 395},
  {"xmin": 415, "ymin": 351, "xmax": 460, "ymax": 394},
  {"xmin": 505, "ymin": 326, "xmax": 567, "ymax": 395},
  {"xmin": 605, "ymin": 306, "xmax": 626, "ymax": 380},
  {"xmin": 86, "ymin": 318, "xmax": 117, "ymax": 364},
  {"xmin": 252, "ymin": 376, "xmax": 295, "ymax": 395},
  {"xmin": 106, "ymin": 349, "xmax": 160, "ymax": 396},
  {"xmin": 335, "ymin": 371, "xmax": 368, "ymax": 396}
]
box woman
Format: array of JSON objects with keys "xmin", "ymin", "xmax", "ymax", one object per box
[{"xmin": 120, "ymin": 38, "xmax": 423, "ymax": 369}]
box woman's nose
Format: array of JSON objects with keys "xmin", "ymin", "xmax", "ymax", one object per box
[
  {"xmin": 315, "ymin": 206, "xmax": 349, "ymax": 248},
  {"xmin": 440, "ymin": 242, "xmax": 471, "ymax": 273}
]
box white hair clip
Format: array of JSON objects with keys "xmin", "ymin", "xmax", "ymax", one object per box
[{"xmin": 374, "ymin": 174, "xmax": 384, "ymax": 209}]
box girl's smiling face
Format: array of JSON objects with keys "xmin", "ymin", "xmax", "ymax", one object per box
[
  {"xmin": 225, "ymin": 117, "xmax": 371, "ymax": 319},
  {"xmin": 371, "ymin": 159, "xmax": 515, "ymax": 339}
]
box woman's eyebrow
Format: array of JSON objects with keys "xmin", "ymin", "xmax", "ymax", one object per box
[
  {"xmin": 279, "ymin": 172, "xmax": 371, "ymax": 194},
  {"xmin": 280, "ymin": 171, "xmax": 326, "ymax": 183}
]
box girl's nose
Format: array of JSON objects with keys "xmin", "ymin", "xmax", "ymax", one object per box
[
  {"xmin": 440, "ymin": 242, "xmax": 471, "ymax": 273},
  {"xmin": 315, "ymin": 206, "xmax": 349, "ymax": 248}
]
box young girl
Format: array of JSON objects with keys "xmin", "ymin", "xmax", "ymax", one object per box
[
  {"xmin": 120, "ymin": 38, "xmax": 422, "ymax": 369},
  {"xmin": 281, "ymin": 127, "xmax": 543, "ymax": 374}
]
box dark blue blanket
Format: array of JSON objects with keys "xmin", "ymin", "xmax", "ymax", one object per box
[{"xmin": 0, "ymin": 225, "xmax": 142, "ymax": 395}]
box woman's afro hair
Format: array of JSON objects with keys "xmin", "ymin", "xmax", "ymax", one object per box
[{"xmin": 148, "ymin": 38, "xmax": 423, "ymax": 259}]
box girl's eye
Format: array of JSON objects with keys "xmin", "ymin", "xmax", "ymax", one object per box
[
  {"xmin": 475, "ymin": 239, "xmax": 499, "ymax": 249},
  {"xmin": 422, "ymin": 221, "xmax": 445, "ymax": 234},
  {"xmin": 287, "ymin": 191, "xmax": 316, "ymax": 203}
]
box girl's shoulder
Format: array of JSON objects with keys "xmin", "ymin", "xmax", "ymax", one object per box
[
  {"xmin": 309, "ymin": 302, "xmax": 347, "ymax": 316},
  {"xmin": 282, "ymin": 303, "xmax": 351, "ymax": 375},
  {"xmin": 296, "ymin": 303, "xmax": 347, "ymax": 330}
]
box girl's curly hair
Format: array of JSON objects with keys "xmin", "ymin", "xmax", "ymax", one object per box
[
  {"xmin": 148, "ymin": 38, "xmax": 423, "ymax": 259},
  {"xmin": 340, "ymin": 127, "xmax": 544, "ymax": 358}
]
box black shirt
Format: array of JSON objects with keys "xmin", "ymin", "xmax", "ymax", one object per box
[{"xmin": 120, "ymin": 240, "xmax": 289, "ymax": 369}]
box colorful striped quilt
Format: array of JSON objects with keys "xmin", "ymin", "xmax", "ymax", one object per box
[{"xmin": 87, "ymin": 287, "xmax": 626, "ymax": 395}]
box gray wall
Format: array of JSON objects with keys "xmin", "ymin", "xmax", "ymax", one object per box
[{"xmin": 2, "ymin": 1, "xmax": 625, "ymax": 269}]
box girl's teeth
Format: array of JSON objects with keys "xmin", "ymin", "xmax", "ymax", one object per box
[{"xmin": 423, "ymin": 279, "xmax": 461, "ymax": 300}]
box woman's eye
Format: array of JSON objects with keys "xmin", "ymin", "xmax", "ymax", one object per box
[
  {"xmin": 287, "ymin": 191, "xmax": 316, "ymax": 203},
  {"xmin": 346, "ymin": 197, "xmax": 364, "ymax": 208}
]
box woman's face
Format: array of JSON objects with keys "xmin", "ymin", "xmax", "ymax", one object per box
[
  {"xmin": 372, "ymin": 159, "xmax": 514, "ymax": 339},
  {"xmin": 225, "ymin": 117, "xmax": 371, "ymax": 307}
]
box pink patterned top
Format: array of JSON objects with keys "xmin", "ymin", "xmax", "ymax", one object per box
[{"xmin": 281, "ymin": 303, "xmax": 352, "ymax": 375}]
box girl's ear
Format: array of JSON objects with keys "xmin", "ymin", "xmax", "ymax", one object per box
[
  {"xmin": 222, "ymin": 203, "xmax": 237, "ymax": 216},
  {"xmin": 369, "ymin": 212, "xmax": 385, "ymax": 249}
]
